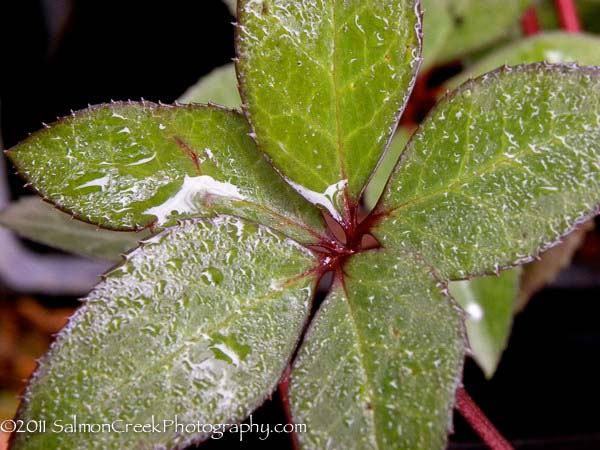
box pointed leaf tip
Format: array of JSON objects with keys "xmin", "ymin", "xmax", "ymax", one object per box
[
  {"xmin": 236, "ymin": 0, "xmax": 422, "ymax": 218},
  {"xmin": 7, "ymin": 102, "xmax": 325, "ymax": 243},
  {"xmin": 450, "ymin": 269, "xmax": 520, "ymax": 377}
]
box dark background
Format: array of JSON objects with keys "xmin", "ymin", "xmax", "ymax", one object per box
[
  {"xmin": 1, "ymin": 1, "xmax": 599, "ymax": 449},
  {"xmin": 0, "ymin": 0, "xmax": 234, "ymax": 151}
]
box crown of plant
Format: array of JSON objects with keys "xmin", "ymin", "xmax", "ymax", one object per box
[{"xmin": 5, "ymin": 1, "xmax": 600, "ymax": 449}]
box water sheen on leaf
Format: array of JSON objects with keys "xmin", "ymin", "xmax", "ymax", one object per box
[
  {"xmin": 7, "ymin": 103, "xmax": 324, "ymax": 243},
  {"xmin": 236, "ymin": 0, "xmax": 422, "ymax": 219},
  {"xmin": 442, "ymin": 31, "xmax": 600, "ymax": 378},
  {"xmin": 289, "ymin": 250, "xmax": 465, "ymax": 450},
  {"xmin": 11, "ymin": 217, "xmax": 317, "ymax": 450},
  {"xmin": 375, "ymin": 64, "xmax": 600, "ymax": 280}
]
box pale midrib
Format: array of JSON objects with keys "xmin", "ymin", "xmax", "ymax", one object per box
[
  {"xmin": 341, "ymin": 285, "xmax": 382, "ymax": 450},
  {"xmin": 223, "ymin": 198, "xmax": 325, "ymax": 243},
  {"xmin": 304, "ymin": 345, "xmax": 355, "ymax": 409},
  {"xmin": 331, "ymin": 0, "xmax": 348, "ymax": 194},
  {"xmin": 72, "ymin": 273, "xmax": 313, "ymax": 416},
  {"xmin": 385, "ymin": 129, "xmax": 597, "ymax": 216}
]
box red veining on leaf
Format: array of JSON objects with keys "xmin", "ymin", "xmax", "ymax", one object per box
[
  {"xmin": 173, "ymin": 136, "xmax": 202, "ymax": 174},
  {"xmin": 308, "ymin": 201, "xmax": 390, "ymax": 282}
]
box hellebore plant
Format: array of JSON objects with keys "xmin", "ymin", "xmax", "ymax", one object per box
[{"xmin": 5, "ymin": 1, "xmax": 600, "ymax": 449}]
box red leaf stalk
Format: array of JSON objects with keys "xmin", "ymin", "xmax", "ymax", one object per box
[
  {"xmin": 455, "ymin": 387, "xmax": 514, "ymax": 450},
  {"xmin": 521, "ymin": 8, "xmax": 540, "ymax": 36},
  {"xmin": 555, "ymin": 0, "xmax": 581, "ymax": 32},
  {"xmin": 278, "ymin": 365, "xmax": 299, "ymax": 450}
]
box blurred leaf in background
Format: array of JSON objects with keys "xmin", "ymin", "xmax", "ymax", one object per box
[
  {"xmin": 421, "ymin": 0, "xmax": 532, "ymax": 67},
  {"xmin": 178, "ymin": 64, "xmax": 241, "ymax": 109},
  {"xmin": 450, "ymin": 270, "xmax": 521, "ymax": 378},
  {"xmin": 0, "ymin": 198, "xmax": 147, "ymax": 262},
  {"xmin": 448, "ymin": 31, "xmax": 600, "ymax": 89}
]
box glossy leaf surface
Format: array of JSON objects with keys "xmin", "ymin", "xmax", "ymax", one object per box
[
  {"xmin": 12, "ymin": 217, "xmax": 317, "ymax": 450},
  {"xmin": 178, "ymin": 64, "xmax": 242, "ymax": 109},
  {"xmin": 376, "ymin": 64, "xmax": 600, "ymax": 279},
  {"xmin": 0, "ymin": 197, "xmax": 147, "ymax": 261},
  {"xmin": 443, "ymin": 32, "xmax": 600, "ymax": 376},
  {"xmin": 289, "ymin": 250, "xmax": 465, "ymax": 450},
  {"xmin": 450, "ymin": 269, "xmax": 520, "ymax": 378},
  {"xmin": 7, "ymin": 103, "xmax": 324, "ymax": 242},
  {"xmin": 236, "ymin": 0, "xmax": 421, "ymax": 218}
]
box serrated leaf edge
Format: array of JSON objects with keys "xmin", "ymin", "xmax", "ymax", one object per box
[{"xmin": 375, "ymin": 62, "xmax": 600, "ymax": 280}]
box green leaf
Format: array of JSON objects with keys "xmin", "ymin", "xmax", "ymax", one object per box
[
  {"xmin": 236, "ymin": 0, "xmax": 422, "ymax": 219},
  {"xmin": 421, "ymin": 0, "xmax": 534, "ymax": 69},
  {"xmin": 11, "ymin": 217, "xmax": 317, "ymax": 450},
  {"xmin": 375, "ymin": 64, "xmax": 600, "ymax": 280},
  {"xmin": 441, "ymin": 32, "xmax": 600, "ymax": 376},
  {"xmin": 0, "ymin": 197, "xmax": 147, "ymax": 261},
  {"xmin": 289, "ymin": 249, "xmax": 465, "ymax": 450},
  {"xmin": 7, "ymin": 103, "xmax": 325, "ymax": 243},
  {"xmin": 178, "ymin": 64, "xmax": 242, "ymax": 109},
  {"xmin": 449, "ymin": 269, "xmax": 520, "ymax": 378},
  {"xmin": 435, "ymin": 0, "xmax": 531, "ymax": 64},
  {"xmin": 363, "ymin": 127, "xmax": 411, "ymax": 211},
  {"xmin": 420, "ymin": 0, "xmax": 453, "ymax": 69},
  {"xmin": 449, "ymin": 32, "xmax": 600, "ymax": 89}
]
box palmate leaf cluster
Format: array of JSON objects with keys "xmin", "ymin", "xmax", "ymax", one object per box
[{"xmin": 4, "ymin": 1, "xmax": 600, "ymax": 449}]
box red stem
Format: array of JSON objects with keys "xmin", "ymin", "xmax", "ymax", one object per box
[
  {"xmin": 521, "ymin": 7, "xmax": 540, "ymax": 36},
  {"xmin": 455, "ymin": 387, "xmax": 514, "ymax": 450},
  {"xmin": 278, "ymin": 365, "xmax": 299, "ymax": 450},
  {"xmin": 555, "ymin": 0, "xmax": 581, "ymax": 32}
]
